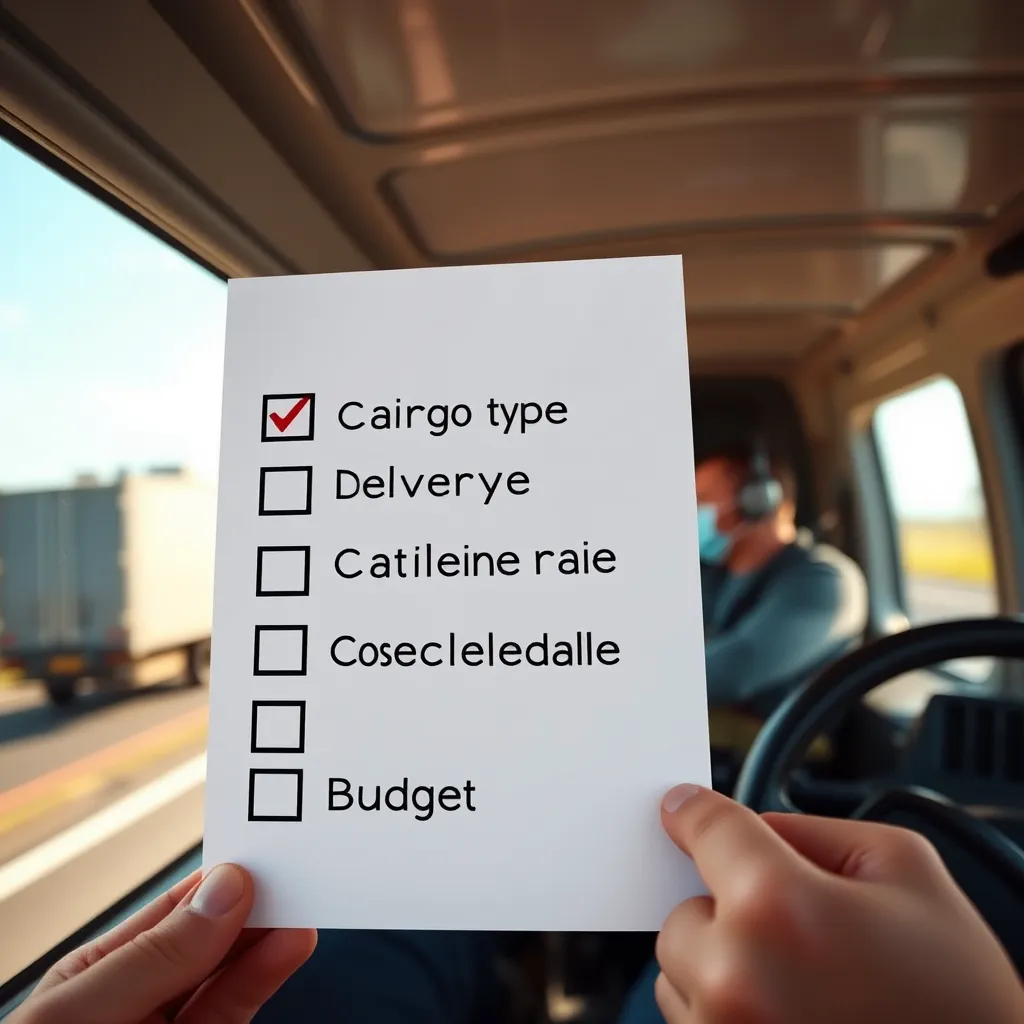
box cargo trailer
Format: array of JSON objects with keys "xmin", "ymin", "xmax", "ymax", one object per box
[{"xmin": 0, "ymin": 471, "xmax": 215, "ymax": 704}]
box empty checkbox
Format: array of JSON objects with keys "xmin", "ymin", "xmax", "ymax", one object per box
[
  {"xmin": 251, "ymin": 700, "xmax": 306, "ymax": 753},
  {"xmin": 248, "ymin": 768, "xmax": 303, "ymax": 822},
  {"xmin": 259, "ymin": 466, "xmax": 312, "ymax": 516},
  {"xmin": 254, "ymin": 624, "xmax": 308, "ymax": 676},
  {"xmin": 256, "ymin": 546, "xmax": 311, "ymax": 596}
]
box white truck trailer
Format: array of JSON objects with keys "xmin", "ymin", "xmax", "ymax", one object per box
[{"xmin": 0, "ymin": 470, "xmax": 215, "ymax": 704}]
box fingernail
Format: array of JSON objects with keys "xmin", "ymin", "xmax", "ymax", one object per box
[
  {"xmin": 188, "ymin": 865, "xmax": 245, "ymax": 918},
  {"xmin": 662, "ymin": 784, "xmax": 701, "ymax": 814}
]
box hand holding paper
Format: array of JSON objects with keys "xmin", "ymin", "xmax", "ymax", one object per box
[
  {"xmin": 652, "ymin": 786, "xmax": 1024, "ymax": 1024},
  {"xmin": 9, "ymin": 865, "xmax": 315, "ymax": 1024}
]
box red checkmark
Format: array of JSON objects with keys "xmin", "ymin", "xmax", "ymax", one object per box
[{"xmin": 269, "ymin": 396, "xmax": 311, "ymax": 433}]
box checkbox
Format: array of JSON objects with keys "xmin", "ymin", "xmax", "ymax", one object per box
[
  {"xmin": 256, "ymin": 546, "xmax": 311, "ymax": 597},
  {"xmin": 253, "ymin": 625, "xmax": 308, "ymax": 676},
  {"xmin": 259, "ymin": 466, "xmax": 312, "ymax": 516},
  {"xmin": 251, "ymin": 700, "xmax": 306, "ymax": 753},
  {"xmin": 248, "ymin": 768, "xmax": 303, "ymax": 822},
  {"xmin": 262, "ymin": 393, "xmax": 315, "ymax": 442}
]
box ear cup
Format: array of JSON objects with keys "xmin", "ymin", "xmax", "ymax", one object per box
[
  {"xmin": 737, "ymin": 478, "xmax": 784, "ymax": 520},
  {"xmin": 737, "ymin": 440, "xmax": 784, "ymax": 520}
]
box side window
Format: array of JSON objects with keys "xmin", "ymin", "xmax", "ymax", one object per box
[
  {"xmin": 873, "ymin": 376, "xmax": 997, "ymax": 675},
  {"xmin": 0, "ymin": 136, "xmax": 225, "ymax": 980}
]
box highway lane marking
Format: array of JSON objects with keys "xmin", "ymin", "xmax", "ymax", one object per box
[
  {"xmin": 0, "ymin": 706, "xmax": 208, "ymax": 837},
  {"xmin": 0, "ymin": 686, "xmax": 42, "ymax": 711},
  {"xmin": 0, "ymin": 754, "xmax": 206, "ymax": 902}
]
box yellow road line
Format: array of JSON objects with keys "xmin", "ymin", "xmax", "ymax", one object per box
[{"xmin": 0, "ymin": 706, "xmax": 208, "ymax": 837}]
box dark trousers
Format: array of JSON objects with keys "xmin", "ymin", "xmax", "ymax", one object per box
[{"xmin": 256, "ymin": 930, "xmax": 664, "ymax": 1022}]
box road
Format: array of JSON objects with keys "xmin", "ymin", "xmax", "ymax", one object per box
[
  {"xmin": 906, "ymin": 576, "xmax": 996, "ymax": 622},
  {"xmin": 0, "ymin": 575, "xmax": 1000, "ymax": 982},
  {"xmin": 0, "ymin": 681, "xmax": 208, "ymax": 980},
  {"xmin": 903, "ymin": 578, "xmax": 996, "ymax": 682}
]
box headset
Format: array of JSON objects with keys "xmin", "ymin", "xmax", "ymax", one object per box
[{"xmin": 736, "ymin": 437, "xmax": 784, "ymax": 521}]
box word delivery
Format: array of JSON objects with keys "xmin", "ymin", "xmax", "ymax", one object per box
[{"xmin": 337, "ymin": 467, "xmax": 530, "ymax": 504}]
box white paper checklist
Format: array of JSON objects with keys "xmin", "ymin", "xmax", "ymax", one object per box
[{"xmin": 203, "ymin": 256, "xmax": 711, "ymax": 930}]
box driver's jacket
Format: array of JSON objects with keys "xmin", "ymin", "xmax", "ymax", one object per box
[{"xmin": 701, "ymin": 533, "xmax": 868, "ymax": 716}]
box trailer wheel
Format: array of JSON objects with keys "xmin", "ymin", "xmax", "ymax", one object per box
[
  {"xmin": 186, "ymin": 640, "xmax": 211, "ymax": 688},
  {"xmin": 44, "ymin": 679, "xmax": 77, "ymax": 705}
]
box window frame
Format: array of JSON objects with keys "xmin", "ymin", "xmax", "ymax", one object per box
[
  {"xmin": 993, "ymin": 340, "xmax": 1024, "ymax": 600},
  {"xmin": 988, "ymin": 340, "xmax": 1024, "ymax": 699},
  {"xmin": 861, "ymin": 373, "xmax": 999, "ymax": 685},
  {"xmin": 851, "ymin": 423, "xmax": 908, "ymax": 636},
  {"xmin": 0, "ymin": 120, "xmax": 227, "ymax": 286}
]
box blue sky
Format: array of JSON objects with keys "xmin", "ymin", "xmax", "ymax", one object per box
[
  {"xmin": 0, "ymin": 135, "xmax": 981, "ymax": 519},
  {"xmin": 0, "ymin": 137, "xmax": 226, "ymax": 490}
]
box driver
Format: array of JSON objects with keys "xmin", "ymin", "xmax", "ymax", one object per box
[{"xmin": 696, "ymin": 441, "xmax": 868, "ymax": 716}]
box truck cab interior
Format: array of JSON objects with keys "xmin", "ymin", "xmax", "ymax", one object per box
[{"xmin": 2, "ymin": 1, "xmax": 1024, "ymax": 1020}]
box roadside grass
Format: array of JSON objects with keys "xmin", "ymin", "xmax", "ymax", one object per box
[{"xmin": 899, "ymin": 520, "xmax": 994, "ymax": 584}]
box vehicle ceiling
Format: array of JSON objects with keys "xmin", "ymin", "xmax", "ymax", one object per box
[{"xmin": 1, "ymin": 0, "xmax": 1023, "ymax": 371}]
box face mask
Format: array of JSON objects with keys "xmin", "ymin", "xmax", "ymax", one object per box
[{"xmin": 697, "ymin": 503, "xmax": 731, "ymax": 564}]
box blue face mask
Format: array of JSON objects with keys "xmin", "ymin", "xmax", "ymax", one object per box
[{"xmin": 697, "ymin": 503, "xmax": 731, "ymax": 564}]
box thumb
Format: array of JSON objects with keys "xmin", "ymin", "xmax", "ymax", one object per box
[
  {"xmin": 660, "ymin": 784, "xmax": 799, "ymax": 901},
  {"xmin": 37, "ymin": 864, "xmax": 253, "ymax": 1024}
]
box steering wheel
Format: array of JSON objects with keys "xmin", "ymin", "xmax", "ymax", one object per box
[
  {"xmin": 734, "ymin": 617, "xmax": 1024, "ymax": 815},
  {"xmin": 733, "ymin": 618, "xmax": 1024, "ymax": 974}
]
